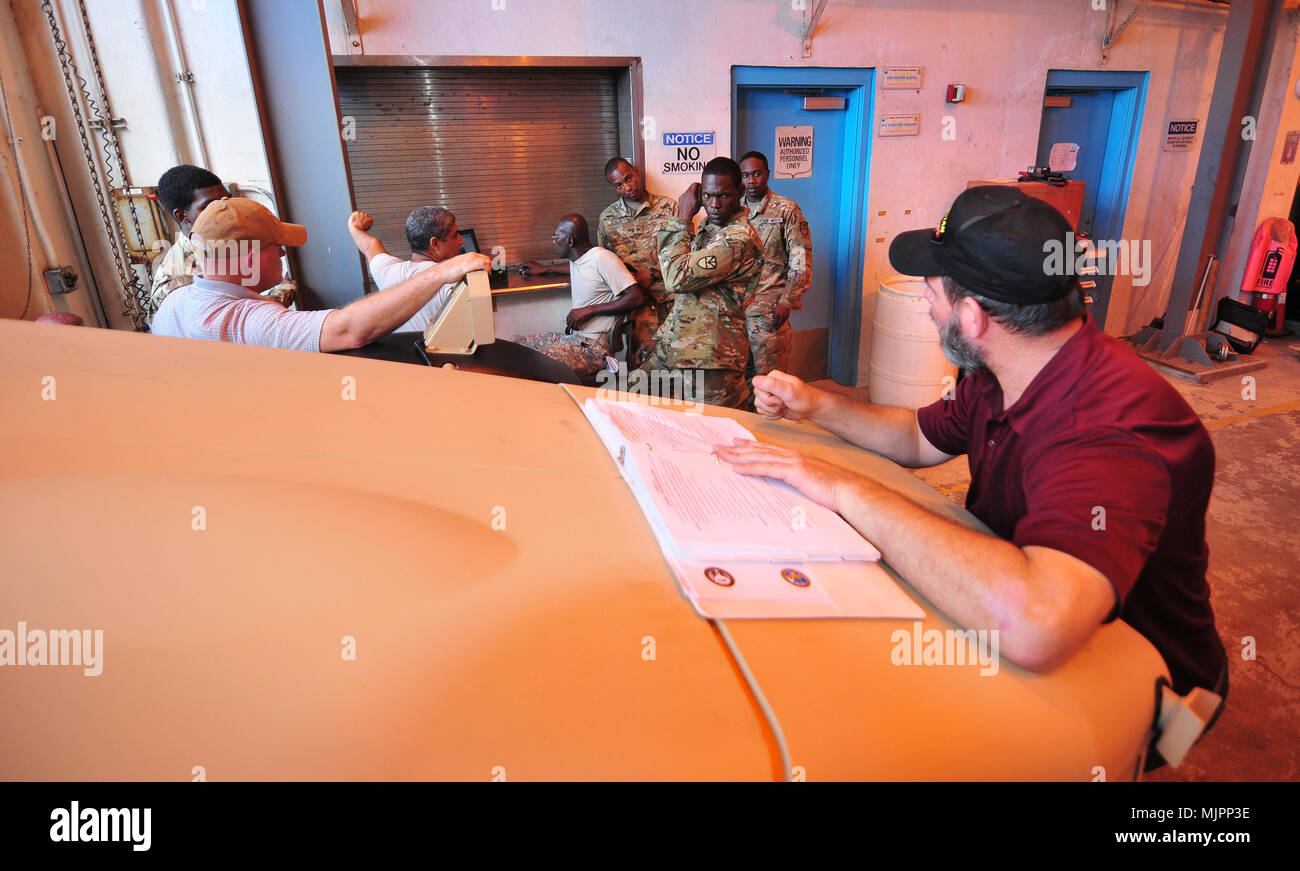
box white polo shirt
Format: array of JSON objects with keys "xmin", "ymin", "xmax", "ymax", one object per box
[
  {"xmin": 368, "ymin": 254, "xmax": 456, "ymax": 333},
  {"xmin": 150, "ymin": 277, "xmax": 331, "ymax": 352}
]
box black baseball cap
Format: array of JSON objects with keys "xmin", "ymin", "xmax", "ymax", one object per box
[{"xmin": 888, "ymin": 185, "xmax": 1077, "ymax": 304}]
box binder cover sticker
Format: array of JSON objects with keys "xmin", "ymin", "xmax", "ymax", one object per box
[{"xmin": 669, "ymin": 555, "xmax": 924, "ymax": 620}]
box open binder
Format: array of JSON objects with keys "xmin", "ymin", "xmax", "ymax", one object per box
[{"xmin": 580, "ymin": 397, "xmax": 924, "ymax": 620}]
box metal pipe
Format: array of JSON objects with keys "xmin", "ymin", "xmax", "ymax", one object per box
[
  {"xmin": 159, "ymin": 0, "xmax": 210, "ymax": 168},
  {"xmin": 1182, "ymin": 254, "xmax": 1217, "ymax": 337},
  {"xmin": 0, "ymin": 102, "xmax": 58, "ymax": 268},
  {"xmin": 0, "ymin": 0, "xmax": 105, "ymax": 324},
  {"xmin": 0, "ymin": 137, "xmax": 49, "ymax": 316},
  {"xmin": 42, "ymin": 119, "xmax": 109, "ymax": 327},
  {"xmin": 0, "ymin": 27, "xmax": 57, "ymax": 269}
]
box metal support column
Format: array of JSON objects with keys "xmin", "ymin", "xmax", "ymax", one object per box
[
  {"xmin": 238, "ymin": 0, "xmax": 362, "ymax": 310},
  {"xmin": 1160, "ymin": 0, "xmax": 1274, "ymax": 351}
]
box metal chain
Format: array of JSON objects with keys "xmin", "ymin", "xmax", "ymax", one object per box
[
  {"xmin": 75, "ymin": 0, "xmax": 153, "ymax": 291},
  {"xmin": 41, "ymin": 0, "xmax": 148, "ymax": 328}
]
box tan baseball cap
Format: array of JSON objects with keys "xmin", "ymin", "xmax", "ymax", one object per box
[{"xmin": 191, "ymin": 197, "xmax": 307, "ymax": 249}]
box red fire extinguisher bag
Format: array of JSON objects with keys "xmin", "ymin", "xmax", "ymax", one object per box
[{"xmin": 1241, "ymin": 217, "xmax": 1297, "ymax": 297}]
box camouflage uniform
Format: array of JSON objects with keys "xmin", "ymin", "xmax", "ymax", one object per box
[
  {"xmin": 512, "ymin": 331, "xmax": 610, "ymax": 377},
  {"xmin": 640, "ymin": 213, "xmax": 763, "ymax": 409},
  {"xmin": 597, "ymin": 193, "xmax": 677, "ymax": 360},
  {"xmin": 148, "ymin": 231, "xmax": 297, "ymax": 323},
  {"xmin": 150, "ymin": 232, "xmax": 200, "ymax": 313},
  {"xmin": 744, "ymin": 192, "xmax": 812, "ymax": 378}
]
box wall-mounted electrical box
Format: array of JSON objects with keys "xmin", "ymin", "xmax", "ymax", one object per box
[{"xmin": 42, "ymin": 267, "xmax": 78, "ymax": 296}]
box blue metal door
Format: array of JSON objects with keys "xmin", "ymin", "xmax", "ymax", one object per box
[
  {"xmin": 1033, "ymin": 70, "xmax": 1148, "ymax": 329},
  {"xmin": 734, "ymin": 67, "xmax": 872, "ymax": 385},
  {"xmin": 736, "ymin": 88, "xmax": 848, "ymax": 335},
  {"xmin": 1036, "ymin": 89, "xmax": 1115, "ymax": 235}
]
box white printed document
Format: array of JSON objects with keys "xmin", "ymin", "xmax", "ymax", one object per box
[{"xmin": 581, "ymin": 398, "xmax": 923, "ymax": 620}]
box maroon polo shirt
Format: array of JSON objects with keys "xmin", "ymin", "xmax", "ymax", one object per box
[{"xmin": 916, "ymin": 315, "xmax": 1226, "ymax": 694}]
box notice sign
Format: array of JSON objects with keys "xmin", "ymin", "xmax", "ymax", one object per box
[
  {"xmin": 879, "ymin": 113, "xmax": 920, "ymax": 137},
  {"xmin": 882, "ymin": 67, "xmax": 923, "ymax": 90},
  {"xmin": 1048, "ymin": 142, "xmax": 1079, "ymax": 173},
  {"xmin": 774, "ymin": 126, "xmax": 814, "ymax": 179},
  {"xmin": 662, "ymin": 131, "xmax": 715, "ymax": 174},
  {"xmin": 1163, "ymin": 119, "xmax": 1199, "ymax": 152}
]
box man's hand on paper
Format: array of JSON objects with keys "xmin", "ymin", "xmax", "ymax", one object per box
[
  {"xmin": 715, "ymin": 440, "xmax": 863, "ymax": 512},
  {"xmin": 752, "ymin": 370, "xmax": 822, "ymax": 421}
]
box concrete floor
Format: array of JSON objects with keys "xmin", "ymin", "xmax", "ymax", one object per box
[{"xmin": 814, "ymin": 328, "xmax": 1300, "ymax": 782}]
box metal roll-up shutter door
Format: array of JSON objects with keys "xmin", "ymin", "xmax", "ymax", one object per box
[{"xmin": 336, "ymin": 67, "xmax": 622, "ymax": 283}]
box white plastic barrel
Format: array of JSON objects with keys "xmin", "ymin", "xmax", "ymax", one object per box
[{"xmin": 868, "ymin": 277, "xmax": 958, "ymax": 409}]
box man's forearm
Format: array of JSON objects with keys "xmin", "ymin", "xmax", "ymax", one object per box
[
  {"xmin": 587, "ymin": 286, "xmax": 645, "ymax": 317},
  {"xmin": 713, "ymin": 437, "xmax": 1113, "ymax": 673},
  {"xmin": 656, "ymin": 219, "xmax": 722, "ymax": 296},
  {"xmin": 349, "ymin": 227, "xmax": 387, "ymax": 260},
  {"xmin": 834, "ymin": 477, "xmax": 1077, "ymax": 672},
  {"xmin": 322, "ymin": 265, "xmax": 454, "ymax": 350},
  {"xmin": 810, "ymin": 390, "xmax": 938, "ymax": 467},
  {"xmin": 844, "ymin": 479, "xmax": 1019, "ymax": 614}
]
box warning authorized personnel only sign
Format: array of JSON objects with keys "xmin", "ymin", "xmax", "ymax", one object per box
[{"xmin": 774, "ymin": 125, "xmax": 813, "ymax": 179}]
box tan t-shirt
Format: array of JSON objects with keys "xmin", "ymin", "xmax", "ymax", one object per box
[{"xmin": 570, "ymin": 247, "xmax": 637, "ymax": 340}]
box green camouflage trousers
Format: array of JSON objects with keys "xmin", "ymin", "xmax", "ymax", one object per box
[
  {"xmin": 640, "ymin": 344, "xmax": 750, "ymax": 410},
  {"xmin": 513, "ymin": 331, "xmax": 610, "ymax": 377},
  {"xmin": 745, "ymin": 313, "xmax": 793, "ymax": 377}
]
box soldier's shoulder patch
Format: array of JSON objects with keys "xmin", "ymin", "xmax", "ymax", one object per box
[{"xmin": 692, "ymin": 246, "xmax": 734, "ymax": 275}]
